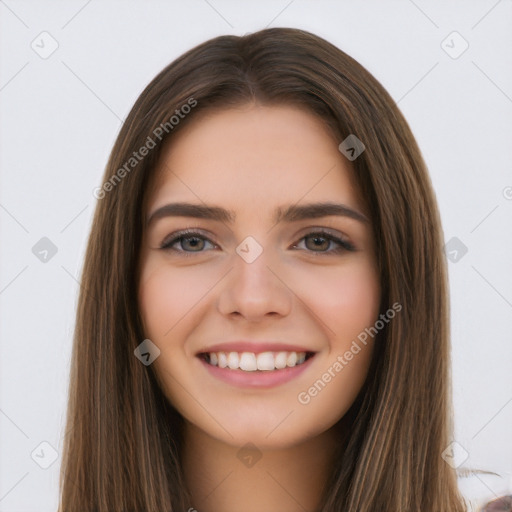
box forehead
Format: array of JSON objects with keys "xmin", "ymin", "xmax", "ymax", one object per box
[{"xmin": 146, "ymin": 104, "xmax": 365, "ymax": 219}]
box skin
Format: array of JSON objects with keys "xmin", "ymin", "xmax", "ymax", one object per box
[{"xmin": 138, "ymin": 103, "xmax": 381, "ymax": 512}]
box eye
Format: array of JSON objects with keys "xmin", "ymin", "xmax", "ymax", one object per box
[
  {"xmin": 292, "ymin": 230, "xmax": 355, "ymax": 255},
  {"xmin": 159, "ymin": 228, "xmax": 355, "ymax": 256},
  {"xmin": 160, "ymin": 229, "xmax": 216, "ymax": 255}
]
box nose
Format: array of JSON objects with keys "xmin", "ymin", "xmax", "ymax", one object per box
[{"xmin": 216, "ymin": 241, "xmax": 293, "ymax": 322}]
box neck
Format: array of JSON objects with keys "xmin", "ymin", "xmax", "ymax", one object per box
[{"xmin": 181, "ymin": 420, "xmax": 348, "ymax": 512}]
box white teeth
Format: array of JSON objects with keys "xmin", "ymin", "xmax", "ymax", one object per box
[
  {"xmin": 239, "ymin": 352, "xmax": 257, "ymax": 371},
  {"xmin": 218, "ymin": 352, "xmax": 228, "ymax": 368},
  {"xmin": 204, "ymin": 350, "xmax": 310, "ymax": 371},
  {"xmin": 286, "ymin": 352, "xmax": 297, "ymax": 367},
  {"xmin": 274, "ymin": 351, "xmax": 287, "ymax": 369},
  {"xmin": 256, "ymin": 352, "xmax": 275, "ymax": 371},
  {"xmin": 227, "ymin": 352, "xmax": 239, "ymax": 369}
]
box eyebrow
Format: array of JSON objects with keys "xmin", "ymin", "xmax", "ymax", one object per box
[{"xmin": 146, "ymin": 201, "xmax": 369, "ymax": 227}]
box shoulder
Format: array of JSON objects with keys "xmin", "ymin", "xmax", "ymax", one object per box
[
  {"xmin": 480, "ymin": 495, "xmax": 512, "ymax": 511},
  {"xmin": 457, "ymin": 470, "xmax": 512, "ymax": 511}
]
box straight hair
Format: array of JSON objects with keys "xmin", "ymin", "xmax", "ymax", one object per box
[{"xmin": 59, "ymin": 27, "xmax": 467, "ymax": 511}]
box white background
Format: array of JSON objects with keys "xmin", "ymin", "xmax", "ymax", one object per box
[{"xmin": 1, "ymin": 1, "xmax": 511, "ymax": 510}]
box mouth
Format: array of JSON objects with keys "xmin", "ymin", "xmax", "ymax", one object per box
[
  {"xmin": 198, "ymin": 350, "xmax": 316, "ymax": 372},
  {"xmin": 196, "ymin": 350, "xmax": 317, "ymax": 388}
]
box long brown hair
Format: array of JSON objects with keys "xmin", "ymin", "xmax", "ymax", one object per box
[{"xmin": 58, "ymin": 27, "xmax": 467, "ymax": 511}]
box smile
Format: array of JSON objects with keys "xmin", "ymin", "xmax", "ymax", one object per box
[
  {"xmin": 200, "ymin": 351, "xmax": 314, "ymax": 371},
  {"xmin": 197, "ymin": 350, "xmax": 317, "ymax": 388}
]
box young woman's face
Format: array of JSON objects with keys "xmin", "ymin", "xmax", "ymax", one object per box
[{"xmin": 138, "ymin": 103, "xmax": 381, "ymax": 449}]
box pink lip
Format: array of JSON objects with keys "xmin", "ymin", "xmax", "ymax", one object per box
[
  {"xmin": 196, "ymin": 341, "xmax": 315, "ymax": 355},
  {"xmin": 197, "ymin": 353, "xmax": 316, "ymax": 389}
]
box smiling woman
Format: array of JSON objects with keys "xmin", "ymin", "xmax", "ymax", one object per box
[
  {"xmin": 137, "ymin": 104, "xmax": 382, "ymax": 510},
  {"xmin": 59, "ymin": 28, "xmax": 469, "ymax": 511}
]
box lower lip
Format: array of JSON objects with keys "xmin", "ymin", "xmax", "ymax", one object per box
[{"xmin": 197, "ymin": 354, "xmax": 316, "ymax": 389}]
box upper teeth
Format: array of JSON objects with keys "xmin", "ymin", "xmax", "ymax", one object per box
[{"xmin": 206, "ymin": 351, "xmax": 308, "ymax": 371}]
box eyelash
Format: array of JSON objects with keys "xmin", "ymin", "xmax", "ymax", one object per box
[{"xmin": 159, "ymin": 228, "xmax": 356, "ymax": 256}]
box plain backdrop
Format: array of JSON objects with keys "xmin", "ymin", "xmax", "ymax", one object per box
[{"xmin": 1, "ymin": 1, "xmax": 511, "ymax": 510}]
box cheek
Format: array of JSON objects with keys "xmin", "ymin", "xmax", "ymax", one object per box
[
  {"xmin": 138, "ymin": 260, "xmax": 213, "ymax": 340},
  {"xmin": 139, "ymin": 268, "xmax": 180, "ymax": 339},
  {"xmin": 334, "ymin": 267, "xmax": 380, "ymax": 338},
  {"xmin": 293, "ymin": 261, "xmax": 380, "ymax": 414},
  {"xmin": 295, "ymin": 259, "xmax": 381, "ymax": 341},
  {"xmin": 296, "ymin": 259, "xmax": 381, "ymax": 380}
]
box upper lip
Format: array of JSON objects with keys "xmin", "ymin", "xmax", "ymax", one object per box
[{"xmin": 196, "ymin": 341, "xmax": 316, "ymax": 355}]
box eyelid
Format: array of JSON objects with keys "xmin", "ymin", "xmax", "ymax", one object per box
[
  {"xmin": 159, "ymin": 228, "xmax": 217, "ymax": 250},
  {"xmin": 159, "ymin": 226, "xmax": 356, "ymax": 254},
  {"xmin": 292, "ymin": 227, "xmax": 356, "ymax": 253}
]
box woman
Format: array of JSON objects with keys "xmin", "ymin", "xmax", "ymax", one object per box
[{"xmin": 59, "ymin": 27, "xmax": 469, "ymax": 511}]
